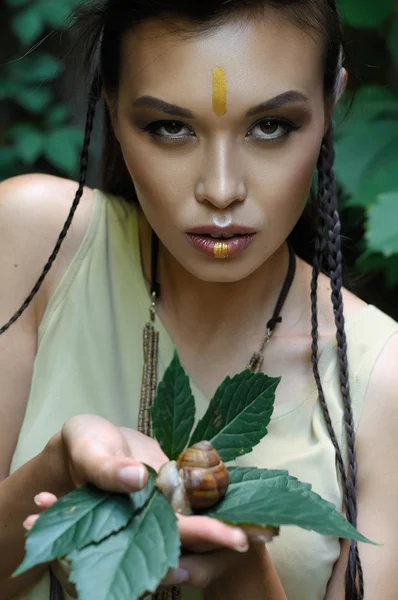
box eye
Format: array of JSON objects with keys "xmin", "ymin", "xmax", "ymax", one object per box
[
  {"xmin": 247, "ymin": 117, "xmax": 298, "ymax": 142},
  {"xmin": 143, "ymin": 120, "xmax": 194, "ymax": 140}
]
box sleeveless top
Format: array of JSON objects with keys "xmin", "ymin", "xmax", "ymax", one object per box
[{"xmin": 10, "ymin": 189, "xmax": 398, "ymax": 600}]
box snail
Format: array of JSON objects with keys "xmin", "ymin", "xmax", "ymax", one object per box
[{"xmin": 155, "ymin": 441, "xmax": 229, "ymax": 515}]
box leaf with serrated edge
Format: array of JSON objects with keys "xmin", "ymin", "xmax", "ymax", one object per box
[
  {"xmin": 189, "ymin": 371, "xmax": 280, "ymax": 462},
  {"xmin": 69, "ymin": 491, "xmax": 180, "ymax": 600},
  {"xmin": 14, "ymin": 477, "xmax": 155, "ymax": 577},
  {"xmin": 206, "ymin": 467, "xmax": 377, "ymax": 545},
  {"xmin": 151, "ymin": 351, "xmax": 195, "ymax": 460}
]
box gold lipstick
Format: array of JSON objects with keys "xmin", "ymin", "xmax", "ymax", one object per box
[{"xmin": 214, "ymin": 242, "xmax": 230, "ymax": 259}]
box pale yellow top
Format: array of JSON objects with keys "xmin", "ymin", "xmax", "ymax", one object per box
[{"xmin": 10, "ymin": 190, "xmax": 398, "ymax": 600}]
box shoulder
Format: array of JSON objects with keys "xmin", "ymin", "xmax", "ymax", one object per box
[
  {"xmin": 0, "ymin": 174, "xmax": 96, "ymax": 324},
  {"xmin": 0, "ymin": 173, "xmax": 95, "ymax": 246},
  {"xmin": 296, "ymin": 259, "xmax": 368, "ymax": 343},
  {"xmin": 348, "ymin": 331, "xmax": 398, "ymax": 598},
  {"xmin": 359, "ymin": 328, "xmax": 398, "ymax": 440}
]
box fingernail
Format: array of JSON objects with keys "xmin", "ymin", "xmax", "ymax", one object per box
[
  {"xmin": 23, "ymin": 515, "xmax": 38, "ymax": 531},
  {"xmin": 34, "ymin": 494, "xmax": 43, "ymax": 507},
  {"xmin": 22, "ymin": 518, "xmax": 31, "ymax": 531},
  {"xmin": 251, "ymin": 534, "xmax": 269, "ymax": 544},
  {"xmin": 119, "ymin": 466, "xmax": 146, "ymax": 490},
  {"xmin": 168, "ymin": 568, "xmax": 190, "ymax": 585},
  {"xmin": 232, "ymin": 528, "xmax": 249, "ymax": 553}
]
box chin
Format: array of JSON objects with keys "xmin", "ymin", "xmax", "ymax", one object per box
[{"xmin": 179, "ymin": 257, "xmax": 264, "ymax": 284}]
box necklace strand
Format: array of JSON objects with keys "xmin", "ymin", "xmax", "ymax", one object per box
[{"xmin": 139, "ymin": 237, "xmax": 296, "ymax": 600}]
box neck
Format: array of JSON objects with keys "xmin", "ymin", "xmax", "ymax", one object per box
[{"xmin": 139, "ymin": 212, "xmax": 296, "ymax": 349}]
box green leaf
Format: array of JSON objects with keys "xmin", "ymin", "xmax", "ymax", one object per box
[
  {"xmin": 68, "ymin": 491, "xmax": 180, "ymax": 600},
  {"xmin": 335, "ymin": 120, "xmax": 398, "ymax": 196},
  {"xmin": 6, "ymin": 0, "xmax": 32, "ymax": 6},
  {"xmin": 11, "ymin": 6, "xmax": 45, "ymax": 45},
  {"xmin": 189, "ymin": 370, "xmax": 280, "ymax": 463},
  {"xmin": 348, "ymin": 161, "xmax": 398, "ymax": 207},
  {"xmin": 356, "ymin": 251, "xmax": 398, "ymax": 287},
  {"xmin": 45, "ymin": 105, "xmax": 70, "ymax": 127},
  {"xmin": 44, "ymin": 128, "xmax": 83, "ymax": 174},
  {"xmin": 129, "ymin": 465, "xmax": 156, "ymax": 510},
  {"xmin": 0, "ymin": 79, "xmax": 21, "ymax": 99},
  {"xmin": 9, "ymin": 54, "xmax": 62, "ymax": 84},
  {"xmin": 339, "ymin": 0, "xmax": 394, "ymax": 28},
  {"xmin": 334, "ymin": 86, "xmax": 398, "ymax": 139},
  {"xmin": 388, "ymin": 16, "xmax": 398, "ymax": 66},
  {"xmin": 17, "ymin": 86, "xmax": 53, "ymax": 113},
  {"xmin": 37, "ymin": 0, "xmax": 76, "ymax": 29},
  {"xmin": 0, "ymin": 146, "xmax": 18, "ymax": 171},
  {"xmin": 14, "ymin": 485, "xmax": 136, "ymax": 576},
  {"xmin": 9, "ymin": 125, "xmax": 45, "ymax": 165},
  {"xmin": 207, "ymin": 467, "xmax": 377, "ymax": 544},
  {"xmin": 151, "ymin": 351, "xmax": 196, "ymax": 460},
  {"xmin": 366, "ymin": 192, "xmax": 398, "ymax": 257}
]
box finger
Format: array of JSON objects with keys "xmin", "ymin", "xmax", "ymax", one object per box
[
  {"xmin": 243, "ymin": 525, "xmax": 280, "ymax": 544},
  {"xmin": 34, "ymin": 492, "xmax": 58, "ymax": 510},
  {"xmin": 159, "ymin": 567, "xmax": 191, "ymax": 587},
  {"xmin": 178, "ymin": 515, "xmax": 249, "ymax": 553},
  {"xmin": 23, "ymin": 514, "xmax": 39, "ymax": 531},
  {"xmin": 119, "ymin": 428, "xmax": 169, "ymax": 472},
  {"xmin": 178, "ymin": 550, "xmax": 243, "ymax": 589},
  {"xmin": 72, "ymin": 449, "xmax": 148, "ymax": 493},
  {"xmin": 62, "ymin": 416, "xmax": 148, "ymax": 493}
]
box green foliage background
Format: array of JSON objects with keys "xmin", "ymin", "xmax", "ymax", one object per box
[{"xmin": 0, "ymin": 0, "xmax": 398, "ymax": 316}]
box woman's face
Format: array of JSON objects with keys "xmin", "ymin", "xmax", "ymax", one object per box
[{"xmin": 112, "ymin": 14, "xmax": 329, "ymax": 282}]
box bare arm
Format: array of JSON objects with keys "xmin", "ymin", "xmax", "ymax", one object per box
[
  {"xmin": 0, "ymin": 174, "xmax": 93, "ymax": 597},
  {"xmin": 325, "ymin": 333, "xmax": 398, "ymax": 599},
  {"xmin": 0, "ymin": 438, "xmax": 75, "ymax": 599}
]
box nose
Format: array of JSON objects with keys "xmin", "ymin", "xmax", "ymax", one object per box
[{"xmin": 195, "ymin": 140, "xmax": 247, "ymax": 209}]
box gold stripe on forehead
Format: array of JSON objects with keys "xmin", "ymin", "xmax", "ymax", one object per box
[{"xmin": 212, "ymin": 66, "xmax": 227, "ymax": 116}]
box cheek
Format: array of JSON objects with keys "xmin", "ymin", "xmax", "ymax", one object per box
[
  {"xmin": 118, "ymin": 135, "xmax": 193, "ymax": 223},
  {"xmin": 252, "ymin": 131, "xmax": 322, "ymax": 228}
]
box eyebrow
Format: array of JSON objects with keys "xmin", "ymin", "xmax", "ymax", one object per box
[
  {"xmin": 132, "ymin": 90, "xmax": 309, "ymax": 119},
  {"xmin": 245, "ymin": 90, "xmax": 309, "ymax": 116},
  {"xmin": 133, "ymin": 95, "xmax": 195, "ymax": 118}
]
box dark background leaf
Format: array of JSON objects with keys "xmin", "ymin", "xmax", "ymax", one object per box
[
  {"xmin": 366, "ymin": 192, "xmax": 398, "ymax": 257},
  {"xmin": 189, "ymin": 370, "xmax": 280, "ymax": 463},
  {"xmin": 151, "ymin": 351, "xmax": 195, "ymax": 460},
  {"xmin": 339, "ymin": 0, "xmax": 394, "ymax": 28}
]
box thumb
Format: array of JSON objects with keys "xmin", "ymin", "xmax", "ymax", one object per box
[{"xmin": 72, "ymin": 452, "xmax": 148, "ymax": 493}]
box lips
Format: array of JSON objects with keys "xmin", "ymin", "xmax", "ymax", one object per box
[
  {"xmin": 188, "ymin": 225, "xmax": 256, "ymax": 237},
  {"xmin": 186, "ymin": 231, "xmax": 256, "ymax": 258}
]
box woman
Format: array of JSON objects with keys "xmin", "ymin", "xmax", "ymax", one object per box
[{"xmin": 0, "ymin": 1, "xmax": 397, "ymax": 599}]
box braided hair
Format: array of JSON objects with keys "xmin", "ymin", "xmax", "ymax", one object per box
[
  {"xmin": 1, "ymin": 1, "xmax": 363, "ymax": 598},
  {"xmin": 311, "ymin": 129, "xmax": 363, "ymax": 599}
]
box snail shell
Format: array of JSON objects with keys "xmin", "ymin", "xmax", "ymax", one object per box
[
  {"xmin": 156, "ymin": 441, "xmax": 229, "ymax": 514},
  {"xmin": 177, "ymin": 441, "xmax": 229, "ymax": 510}
]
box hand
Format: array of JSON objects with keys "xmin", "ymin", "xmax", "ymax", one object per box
[
  {"xmin": 51, "ymin": 415, "xmax": 169, "ymax": 493},
  {"xmin": 161, "ymin": 521, "xmax": 279, "ymax": 591}
]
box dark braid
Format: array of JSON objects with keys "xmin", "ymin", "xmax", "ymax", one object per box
[
  {"xmin": 0, "ymin": 72, "xmax": 101, "ymax": 337},
  {"xmin": 311, "ymin": 128, "xmax": 363, "ymax": 599}
]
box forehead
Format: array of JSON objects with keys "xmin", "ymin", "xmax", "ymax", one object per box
[{"xmin": 119, "ymin": 15, "xmax": 324, "ymax": 104}]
